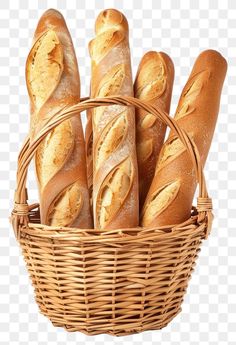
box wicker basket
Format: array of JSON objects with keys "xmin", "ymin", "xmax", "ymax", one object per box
[{"xmin": 10, "ymin": 96, "xmax": 213, "ymax": 336}]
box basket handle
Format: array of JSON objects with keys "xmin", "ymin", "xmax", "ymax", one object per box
[{"xmin": 11, "ymin": 96, "xmax": 213, "ymax": 238}]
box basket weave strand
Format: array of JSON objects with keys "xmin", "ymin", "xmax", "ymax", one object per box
[{"xmin": 10, "ymin": 96, "xmax": 213, "ymax": 336}]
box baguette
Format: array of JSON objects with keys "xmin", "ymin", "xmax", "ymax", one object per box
[
  {"xmin": 26, "ymin": 9, "xmax": 93, "ymax": 228},
  {"xmin": 141, "ymin": 50, "xmax": 227, "ymax": 227},
  {"xmin": 134, "ymin": 51, "xmax": 174, "ymax": 207},
  {"xmin": 89, "ymin": 9, "xmax": 139, "ymax": 230}
]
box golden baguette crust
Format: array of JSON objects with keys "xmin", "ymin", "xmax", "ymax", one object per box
[
  {"xmin": 26, "ymin": 9, "xmax": 92, "ymax": 228},
  {"xmin": 134, "ymin": 51, "xmax": 174, "ymax": 207},
  {"xmin": 141, "ymin": 50, "xmax": 227, "ymax": 227},
  {"xmin": 89, "ymin": 9, "xmax": 139, "ymax": 230}
]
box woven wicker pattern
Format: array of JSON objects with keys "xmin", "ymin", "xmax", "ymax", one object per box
[{"xmin": 11, "ymin": 96, "xmax": 213, "ymax": 336}]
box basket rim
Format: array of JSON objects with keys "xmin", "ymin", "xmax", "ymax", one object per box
[{"xmin": 17, "ymin": 203, "xmax": 208, "ymax": 243}]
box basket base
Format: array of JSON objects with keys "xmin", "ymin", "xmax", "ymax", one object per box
[{"xmin": 45, "ymin": 308, "xmax": 181, "ymax": 336}]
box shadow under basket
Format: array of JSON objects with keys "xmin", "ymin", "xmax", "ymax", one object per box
[{"xmin": 10, "ymin": 96, "xmax": 213, "ymax": 336}]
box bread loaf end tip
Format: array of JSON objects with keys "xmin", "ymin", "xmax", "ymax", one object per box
[
  {"xmin": 41, "ymin": 8, "xmax": 64, "ymax": 19},
  {"xmin": 198, "ymin": 49, "xmax": 227, "ymax": 70},
  {"xmin": 95, "ymin": 8, "xmax": 129, "ymax": 34}
]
